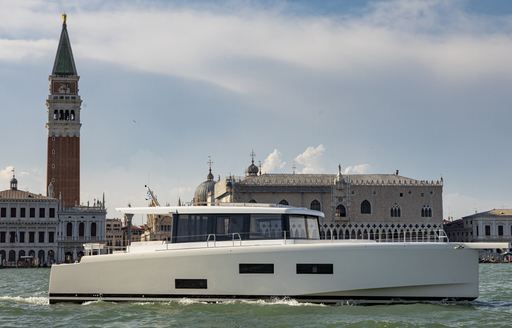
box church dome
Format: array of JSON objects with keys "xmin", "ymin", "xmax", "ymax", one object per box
[
  {"xmin": 10, "ymin": 176, "xmax": 18, "ymax": 190},
  {"xmin": 246, "ymin": 160, "xmax": 259, "ymax": 176},
  {"xmin": 193, "ymin": 168, "xmax": 216, "ymax": 205}
]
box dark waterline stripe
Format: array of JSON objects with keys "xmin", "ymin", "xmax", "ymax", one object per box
[{"xmin": 48, "ymin": 293, "xmax": 476, "ymax": 304}]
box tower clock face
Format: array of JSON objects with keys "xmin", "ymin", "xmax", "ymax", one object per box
[{"xmin": 52, "ymin": 81, "xmax": 77, "ymax": 95}]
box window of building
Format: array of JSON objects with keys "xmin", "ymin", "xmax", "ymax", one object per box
[
  {"xmin": 310, "ymin": 200, "xmax": 321, "ymax": 211},
  {"xmin": 39, "ymin": 231, "xmax": 45, "ymax": 243},
  {"xmin": 29, "ymin": 231, "xmax": 35, "ymax": 243},
  {"xmin": 79, "ymin": 222, "xmax": 85, "ymax": 237},
  {"xmin": 0, "ymin": 208, "xmax": 6, "ymax": 218},
  {"xmin": 485, "ymin": 225, "xmax": 491, "ymax": 236},
  {"xmin": 66, "ymin": 223, "xmax": 73, "ymax": 237},
  {"xmin": 476, "ymin": 226, "xmax": 479, "ymax": 236},
  {"xmin": 421, "ymin": 206, "xmax": 432, "ymax": 218},
  {"xmin": 10, "ymin": 208, "xmax": 16, "ymax": 218},
  {"xmin": 91, "ymin": 222, "xmax": 97, "ymax": 237},
  {"xmin": 29, "ymin": 208, "xmax": 35, "ymax": 218},
  {"xmin": 19, "ymin": 232, "xmax": 25, "ymax": 243},
  {"xmin": 0, "ymin": 232, "xmax": 5, "ymax": 243},
  {"xmin": 390, "ymin": 205, "xmax": 401, "ymax": 218},
  {"xmin": 9, "ymin": 232, "xmax": 16, "ymax": 243},
  {"xmin": 336, "ymin": 204, "xmax": 346, "ymax": 217},
  {"xmin": 20, "ymin": 208, "xmax": 26, "ymax": 218},
  {"xmin": 498, "ymin": 225, "xmax": 503, "ymax": 236},
  {"xmin": 361, "ymin": 200, "xmax": 371, "ymax": 214},
  {"xmin": 49, "ymin": 208, "xmax": 55, "ymax": 218},
  {"xmin": 49, "ymin": 232, "xmax": 55, "ymax": 243},
  {"xmin": 39, "ymin": 208, "xmax": 45, "ymax": 218},
  {"xmin": 279, "ymin": 199, "xmax": 289, "ymax": 206},
  {"xmin": 399, "ymin": 193, "xmax": 403, "ymax": 197}
]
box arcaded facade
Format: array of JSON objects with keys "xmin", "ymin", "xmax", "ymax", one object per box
[
  {"xmin": 201, "ymin": 162, "xmax": 444, "ymax": 241},
  {"xmin": 0, "ymin": 175, "xmax": 58, "ymax": 266}
]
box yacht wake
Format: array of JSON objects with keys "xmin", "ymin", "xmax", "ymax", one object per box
[
  {"xmin": 241, "ymin": 298, "xmax": 326, "ymax": 307},
  {"xmin": 0, "ymin": 295, "xmax": 49, "ymax": 305}
]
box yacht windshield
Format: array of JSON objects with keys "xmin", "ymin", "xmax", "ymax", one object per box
[
  {"xmin": 289, "ymin": 215, "xmax": 320, "ymax": 240},
  {"xmin": 172, "ymin": 213, "xmax": 319, "ymax": 243}
]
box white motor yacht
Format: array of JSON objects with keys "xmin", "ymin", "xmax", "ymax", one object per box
[{"xmin": 48, "ymin": 204, "xmax": 510, "ymax": 304}]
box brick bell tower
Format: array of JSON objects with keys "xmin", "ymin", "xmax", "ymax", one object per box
[{"xmin": 46, "ymin": 14, "xmax": 81, "ymax": 208}]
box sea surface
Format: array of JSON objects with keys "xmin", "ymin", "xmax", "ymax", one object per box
[{"xmin": 0, "ymin": 264, "xmax": 511, "ymax": 327}]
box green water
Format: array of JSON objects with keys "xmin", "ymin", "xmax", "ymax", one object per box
[{"xmin": 0, "ymin": 265, "xmax": 511, "ymax": 327}]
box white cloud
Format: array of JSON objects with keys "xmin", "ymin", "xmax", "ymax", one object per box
[
  {"xmin": 294, "ymin": 144, "xmax": 326, "ymax": 174},
  {"xmin": 0, "ymin": 166, "xmax": 14, "ymax": 181},
  {"xmin": 1, "ymin": 0, "xmax": 512, "ymax": 94},
  {"xmin": 343, "ymin": 164, "xmax": 371, "ymax": 174},
  {"xmin": 261, "ymin": 149, "xmax": 286, "ymax": 174}
]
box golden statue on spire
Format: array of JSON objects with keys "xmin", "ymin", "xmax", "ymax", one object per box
[{"xmin": 62, "ymin": 13, "xmax": 67, "ymax": 24}]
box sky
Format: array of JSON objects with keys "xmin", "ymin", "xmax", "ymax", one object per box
[{"xmin": 0, "ymin": 0, "xmax": 511, "ymax": 222}]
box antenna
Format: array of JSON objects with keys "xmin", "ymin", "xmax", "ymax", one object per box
[
  {"xmin": 250, "ymin": 150, "xmax": 256, "ymax": 164},
  {"xmin": 207, "ymin": 156, "xmax": 213, "ymax": 171}
]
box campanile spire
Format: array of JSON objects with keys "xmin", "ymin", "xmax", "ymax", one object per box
[{"xmin": 46, "ymin": 14, "xmax": 82, "ymax": 207}]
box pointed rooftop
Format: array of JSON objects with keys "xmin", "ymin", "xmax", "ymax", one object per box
[{"xmin": 52, "ymin": 14, "xmax": 77, "ymax": 76}]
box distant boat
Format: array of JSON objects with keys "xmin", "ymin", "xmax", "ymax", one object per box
[{"xmin": 48, "ymin": 204, "xmax": 511, "ymax": 304}]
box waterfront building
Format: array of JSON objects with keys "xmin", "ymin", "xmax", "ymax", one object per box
[
  {"xmin": 0, "ymin": 173, "xmax": 58, "ymax": 267},
  {"xmin": 444, "ymin": 209, "xmax": 512, "ymax": 243},
  {"xmin": 105, "ymin": 218, "xmax": 124, "ymax": 252},
  {"xmin": 122, "ymin": 225, "xmax": 145, "ymax": 245},
  {"xmin": 140, "ymin": 187, "xmax": 172, "ymax": 242},
  {"xmin": 141, "ymin": 214, "xmax": 172, "ymax": 242},
  {"xmin": 195, "ymin": 157, "xmax": 444, "ymax": 241},
  {"xmin": 57, "ymin": 200, "xmax": 106, "ymax": 262}
]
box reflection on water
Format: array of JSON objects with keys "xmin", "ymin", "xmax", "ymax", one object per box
[{"xmin": 0, "ymin": 265, "xmax": 511, "ymax": 327}]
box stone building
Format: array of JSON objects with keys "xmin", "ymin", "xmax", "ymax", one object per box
[
  {"xmin": 195, "ymin": 158, "xmax": 444, "ymax": 241},
  {"xmin": 140, "ymin": 187, "xmax": 172, "ymax": 242},
  {"xmin": 105, "ymin": 218, "xmax": 124, "ymax": 252},
  {"xmin": 0, "ymin": 173, "xmax": 58, "ymax": 267},
  {"xmin": 444, "ymin": 209, "xmax": 512, "ymax": 243},
  {"xmin": 57, "ymin": 200, "xmax": 106, "ymax": 262}
]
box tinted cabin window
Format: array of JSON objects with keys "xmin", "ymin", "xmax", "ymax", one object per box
[
  {"xmin": 175, "ymin": 279, "xmax": 207, "ymax": 289},
  {"xmin": 239, "ymin": 263, "xmax": 274, "ymax": 274},
  {"xmin": 297, "ymin": 264, "xmax": 333, "ymax": 274}
]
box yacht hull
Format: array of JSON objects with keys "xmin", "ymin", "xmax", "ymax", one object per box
[{"xmin": 49, "ymin": 241, "xmax": 479, "ymax": 304}]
